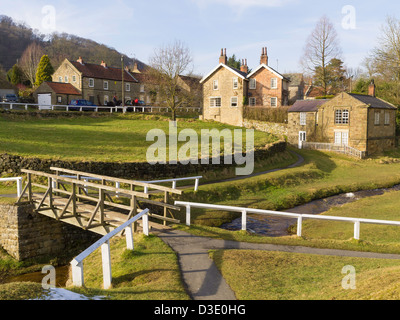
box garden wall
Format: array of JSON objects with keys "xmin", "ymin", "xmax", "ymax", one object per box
[{"xmin": 0, "ymin": 140, "xmax": 287, "ymax": 180}]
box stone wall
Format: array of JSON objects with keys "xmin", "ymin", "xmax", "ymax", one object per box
[
  {"xmin": 0, "ymin": 140, "xmax": 287, "ymax": 180},
  {"xmin": 243, "ymin": 119, "xmax": 288, "ymax": 138},
  {"xmin": 0, "ymin": 203, "xmax": 100, "ymax": 261}
]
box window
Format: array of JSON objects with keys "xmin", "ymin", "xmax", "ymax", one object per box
[
  {"xmin": 374, "ymin": 111, "xmax": 380, "ymax": 125},
  {"xmin": 385, "ymin": 112, "xmax": 390, "ymax": 125},
  {"xmin": 89, "ymin": 78, "xmax": 94, "ymax": 88},
  {"xmin": 249, "ymin": 97, "xmax": 256, "ymax": 106},
  {"xmin": 335, "ymin": 131, "xmax": 349, "ymax": 146},
  {"xmin": 104, "ymin": 81, "xmax": 109, "ymax": 90},
  {"xmin": 271, "ymin": 97, "xmax": 278, "ymax": 108},
  {"xmin": 271, "ymin": 78, "xmax": 278, "ymax": 89},
  {"xmin": 72, "ymin": 75, "xmax": 76, "ymax": 83},
  {"xmin": 126, "ymin": 83, "xmax": 131, "ymax": 92},
  {"xmin": 213, "ymin": 80, "xmax": 219, "ymax": 90},
  {"xmin": 233, "ymin": 78, "xmax": 238, "ymax": 89},
  {"xmin": 249, "ymin": 79, "xmax": 256, "ymax": 90},
  {"xmin": 231, "ymin": 97, "xmax": 238, "ymax": 107},
  {"xmin": 64, "ymin": 76, "xmax": 68, "ymax": 83},
  {"xmin": 210, "ymin": 97, "xmax": 222, "ymax": 107},
  {"xmin": 57, "ymin": 96, "xmax": 62, "ymax": 103},
  {"xmin": 140, "ymin": 85, "xmax": 145, "ymax": 93},
  {"xmin": 104, "ymin": 95, "xmax": 109, "ymax": 105},
  {"xmin": 58, "ymin": 76, "xmax": 63, "ymax": 83},
  {"xmin": 335, "ymin": 109, "xmax": 349, "ymax": 124},
  {"xmin": 300, "ymin": 112, "xmax": 307, "ymax": 126}
]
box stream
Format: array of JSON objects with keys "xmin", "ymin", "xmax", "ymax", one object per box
[{"xmin": 221, "ymin": 184, "xmax": 400, "ymax": 237}]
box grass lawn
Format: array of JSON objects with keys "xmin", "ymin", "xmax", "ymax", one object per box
[
  {"xmin": 210, "ymin": 250, "xmax": 400, "ymax": 300},
  {"xmin": 0, "ymin": 113, "xmax": 276, "ymax": 163},
  {"xmin": 69, "ymin": 234, "xmax": 189, "ymax": 300}
]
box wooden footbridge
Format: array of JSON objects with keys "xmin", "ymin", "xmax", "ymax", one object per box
[{"xmin": 16, "ymin": 168, "xmax": 183, "ymax": 236}]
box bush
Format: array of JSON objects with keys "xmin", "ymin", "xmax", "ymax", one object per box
[{"xmin": 244, "ymin": 106, "xmax": 289, "ymax": 123}]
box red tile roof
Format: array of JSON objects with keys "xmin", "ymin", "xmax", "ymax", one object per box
[
  {"xmin": 71, "ymin": 61, "xmax": 138, "ymax": 83},
  {"xmin": 45, "ymin": 82, "xmax": 81, "ymax": 95}
]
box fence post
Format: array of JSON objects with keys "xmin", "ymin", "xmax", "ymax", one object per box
[
  {"xmin": 354, "ymin": 220, "xmax": 360, "ymax": 240},
  {"xmin": 125, "ymin": 224, "xmax": 134, "ymax": 250},
  {"xmin": 242, "ymin": 210, "xmax": 247, "ymax": 231},
  {"xmin": 142, "ymin": 214, "xmax": 149, "ymax": 236},
  {"xmin": 186, "ymin": 205, "xmax": 191, "ymax": 227},
  {"xmin": 71, "ymin": 261, "xmax": 84, "ymax": 287},
  {"xmin": 172, "ymin": 181, "xmax": 177, "ymax": 189},
  {"xmin": 297, "ymin": 216, "xmax": 303, "ymax": 237},
  {"xmin": 194, "ymin": 178, "xmax": 200, "ymax": 192},
  {"xmin": 16, "ymin": 178, "xmax": 23, "ymax": 198},
  {"xmin": 101, "ymin": 240, "xmax": 112, "ymax": 290}
]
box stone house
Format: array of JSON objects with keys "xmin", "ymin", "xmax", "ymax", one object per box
[
  {"xmin": 49, "ymin": 57, "xmax": 140, "ymax": 106},
  {"xmin": 34, "ymin": 81, "xmax": 82, "ymax": 108},
  {"xmin": 200, "ymin": 47, "xmax": 290, "ymax": 127},
  {"xmin": 288, "ymin": 81, "xmax": 397, "ymax": 156},
  {"xmin": 283, "ymin": 73, "xmax": 305, "ymax": 105}
]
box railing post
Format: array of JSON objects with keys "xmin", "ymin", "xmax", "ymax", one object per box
[
  {"xmin": 172, "ymin": 181, "xmax": 177, "ymax": 189},
  {"xmin": 27, "ymin": 173, "xmax": 32, "ymax": 202},
  {"xmin": 72, "ymin": 183, "xmax": 77, "ymax": 216},
  {"xmin": 100, "ymin": 189, "xmax": 105, "ymax": 224},
  {"xmin": 16, "ymin": 178, "xmax": 23, "ymax": 198},
  {"xmin": 71, "ymin": 261, "xmax": 84, "ymax": 287},
  {"xmin": 242, "ymin": 210, "xmax": 247, "ymax": 231},
  {"xmin": 194, "ymin": 178, "xmax": 200, "ymax": 192},
  {"xmin": 125, "ymin": 224, "xmax": 134, "ymax": 250},
  {"xmin": 115, "ymin": 182, "xmax": 120, "ymax": 198},
  {"xmin": 142, "ymin": 213, "xmax": 149, "ymax": 236},
  {"xmin": 186, "ymin": 205, "xmax": 191, "ymax": 227},
  {"xmin": 101, "ymin": 240, "xmax": 112, "ymax": 290},
  {"xmin": 297, "ymin": 216, "xmax": 303, "ymax": 237},
  {"xmin": 354, "ymin": 220, "xmax": 360, "ymax": 240}
]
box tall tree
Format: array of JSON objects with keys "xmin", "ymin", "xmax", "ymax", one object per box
[
  {"xmin": 19, "ymin": 42, "xmax": 44, "ymax": 86},
  {"xmin": 7, "ymin": 64, "xmax": 24, "ymax": 85},
  {"xmin": 301, "ymin": 15, "xmax": 342, "ymax": 95},
  {"xmin": 34, "ymin": 55, "xmax": 54, "ymax": 87},
  {"xmin": 148, "ymin": 40, "xmax": 194, "ymax": 121}
]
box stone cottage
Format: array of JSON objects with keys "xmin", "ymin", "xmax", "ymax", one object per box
[
  {"xmin": 288, "ymin": 81, "xmax": 397, "ymax": 156},
  {"xmin": 200, "ymin": 47, "xmax": 290, "ymax": 127},
  {"xmin": 34, "ymin": 81, "xmax": 82, "ymax": 108}
]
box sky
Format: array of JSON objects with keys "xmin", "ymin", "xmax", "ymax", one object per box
[{"xmin": 1, "ymin": 0, "xmax": 399, "ymax": 76}]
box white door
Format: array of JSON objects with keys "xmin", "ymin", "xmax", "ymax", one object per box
[
  {"xmin": 38, "ymin": 94, "xmax": 52, "ymax": 110},
  {"xmin": 334, "ymin": 131, "xmax": 349, "ymax": 146},
  {"xmin": 299, "ymin": 131, "xmax": 307, "ymax": 149}
]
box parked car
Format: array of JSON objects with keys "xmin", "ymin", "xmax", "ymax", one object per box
[
  {"xmin": 68, "ymin": 100, "xmax": 97, "ymax": 111},
  {"xmin": 2, "ymin": 94, "xmax": 19, "ymax": 103}
]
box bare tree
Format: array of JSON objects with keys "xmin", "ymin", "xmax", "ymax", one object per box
[
  {"xmin": 300, "ymin": 15, "xmax": 342, "ymax": 95},
  {"xmin": 369, "ymin": 16, "xmax": 400, "ymax": 82},
  {"xmin": 19, "ymin": 42, "xmax": 44, "ymax": 86},
  {"xmin": 148, "ymin": 40, "xmax": 194, "ymax": 121}
]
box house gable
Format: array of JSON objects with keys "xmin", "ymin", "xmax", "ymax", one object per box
[{"xmin": 200, "ymin": 63, "xmax": 247, "ymax": 84}]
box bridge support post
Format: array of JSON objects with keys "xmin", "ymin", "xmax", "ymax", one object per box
[
  {"xmin": 125, "ymin": 224, "xmax": 134, "ymax": 250},
  {"xmin": 241, "ymin": 210, "xmax": 247, "ymax": 231},
  {"xmin": 297, "ymin": 216, "xmax": 303, "ymax": 237},
  {"xmin": 71, "ymin": 261, "xmax": 84, "ymax": 288}
]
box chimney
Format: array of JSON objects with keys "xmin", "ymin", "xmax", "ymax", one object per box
[
  {"xmin": 368, "ymin": 79, "xmax": 376, "ymax": 97},
  {"xmin": 240, "ymin": 59, "xmax": 248, "ymax": 74},
  {"xmin": 219, "ymin": 48, "xmax": 227, "ymax": 65},
  {"xmin": 101, "ymin": 60, "xmax": 107, "ymax": 68},
  {"xmin": 77, "ymin": 57, "xmax": 84, "ymax": 65},
  {"xmin": 260, "ymin": 47, "xmax": 268, "ymax": 65},
  {"xmin": 132, "ymin": 62, "xmax": 141, "ymax": 73}
]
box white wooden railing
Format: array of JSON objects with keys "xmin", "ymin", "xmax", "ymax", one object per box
[
  {"xmin": 175, "ymin": 201, "xmax": 400, "ymax": 241},
  {"xmin": 0, "ymin": 177, "xmax": 23, "ymax": 197},
  {"xmin": 0, "ymin": 102, "xmax": 201, "ymax": 114},
  {"xmin": 70, "ymin": 208, "xmax": 150, "ymax": 290},
  {"xmin": 301, "ymin": 142, "xmax": 366, "ymax": 159},
  {"xmin": 139, "ymin": 176, "xmax": 202, "ymax": 194}
]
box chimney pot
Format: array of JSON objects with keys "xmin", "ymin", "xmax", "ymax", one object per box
[
  {"xmin": 260, "ymin": 47, "xmax": 269, "ymax": 65},
  {"xmin": 369, "ymin": 79, "xmax": 376, "ymax": 97}
]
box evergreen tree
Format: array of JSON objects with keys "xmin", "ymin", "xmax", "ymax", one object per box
[
  {"xmin": 7, "ymin": 64, "xmax": 24, "ymax": 85},
  {"xmin": 34, "ymin": 55, "xmax": 54, "ymax": 87}
]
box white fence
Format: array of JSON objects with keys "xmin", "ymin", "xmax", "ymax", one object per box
[
  {"xmin": 0, "ymin": 177, "xmax": 23, "ymax": 197},
  {"xmin": 174, "ymin": 201, "xmax": 400, "ymax": 241},
  {"xmin": 301, "ymin": 142, "xmax": 366, "ymax": 159},
  {"xmin": 70, "ymin": 209, "xmax": 150, "ymax": 289},
  {"xmin": 0, "ymin": 102, "xmax": 201, "ymax": 114},
  {"xmin": 139, "ymin": 176, "xmax": 202, "ymax": 194}
]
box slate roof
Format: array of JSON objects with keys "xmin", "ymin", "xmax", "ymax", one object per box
[
  {"xmin": 288, "ymin": 99, "xmax": 328, "ymax": 112},
  {"xmin": 349, "ymin": 93, "xmax": 397, "ymax": 110},
  {"xmin": 44, "ymin": 82, "xmax": 81, "ymax": 95},
  {"xmin": 71, "ymin": 61, "xmax": 138, "ymax": 83}
]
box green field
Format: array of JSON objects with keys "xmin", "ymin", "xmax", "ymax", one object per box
[{"xmin": 0, "ymin": 113, "xmax": 276, "ymax": 162}]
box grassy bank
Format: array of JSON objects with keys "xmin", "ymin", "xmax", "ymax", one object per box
[
  {"xmin": 0, "ymin": 113, "xmax": 276, "ymax": 163},
  {"xmin": 210, "ymin": 250, "xmax": 400, "ymax": 300}
]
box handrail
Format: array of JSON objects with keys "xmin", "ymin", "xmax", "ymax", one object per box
[
  {"xmin": 50, "ymin": 167, "xmax": 182, "ymax": 195},
  {"xmin": 175, "ymin": 201, "xmax": 400, "ymax": 240},
  {"xmin": 138, "ymin": 176, "xmax": 203, "ymax": 193},
  {"xmin": 70, "ymin": 209, "xmax": 150, "ymax": 289},
  {"xmin": 0, "ymin": 177, "xmax": 23, "ymax": 197},
  {"xmin": 302, "ymin": 142, "xmax": 366, "ymax": 159}
]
